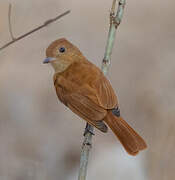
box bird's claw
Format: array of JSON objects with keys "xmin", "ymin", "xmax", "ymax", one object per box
[{"xmin": 84, "ymin": 123, "xmax": 95, "ymax": 136}]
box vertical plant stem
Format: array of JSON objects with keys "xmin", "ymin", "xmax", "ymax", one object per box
[
  {"xmin": 78, "ymin": 124, "xmax": 93, "ymax": 180},
  {"xmin": 78, "ymin": 0, "xmax": 126, "ymax": 179},
  {"xmin": 102, "ymin": 0, "xmax": 126, "ymax": 75}
]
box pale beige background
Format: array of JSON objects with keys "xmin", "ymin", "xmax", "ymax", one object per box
[{"xmin": 0, "ymin": 0, "xmax": 175, "ymax": 180}]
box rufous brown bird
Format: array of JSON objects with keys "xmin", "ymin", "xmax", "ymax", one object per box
[{"xmin": 43, "ymin": 38, "xmax": 147, "ymax": 155}]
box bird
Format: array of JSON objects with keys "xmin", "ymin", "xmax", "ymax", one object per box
[{"xmin": 43, "ymin": 38, "xmax": 147, "ymax": 155}]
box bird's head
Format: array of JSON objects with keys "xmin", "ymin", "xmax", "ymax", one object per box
[{"xmin": 43, "ymin": 38, "xmax": 83, "ymax": 73}]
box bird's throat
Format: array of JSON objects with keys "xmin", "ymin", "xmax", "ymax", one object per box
[{"xmin": 51, "ymin": 59, "xmax": 71, "ymax": 73}]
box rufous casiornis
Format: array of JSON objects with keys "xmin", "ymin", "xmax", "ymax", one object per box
[{"xmin": 43, "ymin": 38, "xmax": 147, "ymax": 155}]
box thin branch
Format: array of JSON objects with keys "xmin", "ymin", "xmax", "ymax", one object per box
[
  {"xmin": 78, "ymin": 0, "xmax": 126, "ymax": 180},
  {"xmin": 78, "ymin": 124, "xmax": 94, "ymax": 180},
  {"xmin": 111, "ymin": 0, "xmax": 117, "ymax": 15},
  {"xmin": 8, "ymin": 4, "xmax": 15, "ymax": 40},
  {"xmin": 102, "ymin": 0, "xmax": 126, "ymax": 75},
  {"xmin": 0, "ymin": 10, "xmax": 71, "ymax": 51}
]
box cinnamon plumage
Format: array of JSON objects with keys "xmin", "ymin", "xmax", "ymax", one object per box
[{"xmin": 43, "ymin": 38, "xmax": 147, "ymax": 155}]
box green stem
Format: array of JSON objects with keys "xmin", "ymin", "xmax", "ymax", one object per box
[
  {"xmin": 102, "ymin": 0, "xmax": 126, "ymax": 75},
  {"xmin": 78, "ymin": 0, "xmax": 126, "ymax": 179}
]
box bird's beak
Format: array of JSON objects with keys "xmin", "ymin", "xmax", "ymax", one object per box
[{"xmin": 43, "ymin": 57, "xmax": 56, "ymax": 64}]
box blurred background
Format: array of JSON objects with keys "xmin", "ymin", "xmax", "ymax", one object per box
[{"xmin": 0, "ymin": 0, "xmax": 175, "ymax": 179}]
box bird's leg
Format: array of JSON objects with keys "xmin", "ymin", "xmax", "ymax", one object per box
[
  {"xmin": 84, "ymin": 123, "xmax": 95, "ymax": 136},
  {"xmin": 112, "ymin": 106, "xmax": 120, "ymax": 117}
]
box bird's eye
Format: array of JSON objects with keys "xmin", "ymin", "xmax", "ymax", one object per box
[{"xmin": 59, "ymin": 47, "xmax": 66, "ymax": 53}]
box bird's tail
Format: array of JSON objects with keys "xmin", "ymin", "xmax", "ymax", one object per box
[{"xmin": 104, "ymin": 110, "xmax": 147, "ymax": 155}]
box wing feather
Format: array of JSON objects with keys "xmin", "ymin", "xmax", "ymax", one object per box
[
  {"xmin": 68, "ymin": 93, "xmax": 107, "ymax": 121},
  {"xmin": 93, "ymin": 74, "xmax": 118, "ymax": 109},
  {"xmin": 54, "ymin": 74, "xmax": 108, "ymax": 132}
]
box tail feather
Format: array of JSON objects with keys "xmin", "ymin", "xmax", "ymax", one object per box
[{"xmin": 104, "ymin": 111, "xmax": 147, "ymax": 155}]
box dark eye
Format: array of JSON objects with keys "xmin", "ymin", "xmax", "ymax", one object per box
[{"xmin": 59, "ymin": 47, "xmax": 65, "ymax": 53}]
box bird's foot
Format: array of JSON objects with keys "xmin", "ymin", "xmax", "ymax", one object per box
[{"xmin": 84, "ymin": 123, "xmax": 95, "ymax": 136}]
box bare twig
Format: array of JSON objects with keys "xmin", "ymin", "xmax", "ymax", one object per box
[
  {"xmin": 102, "ymin": 0, "xmax": 126, "ymax": 75},
  {"xmin": 0, "ymin": 10, "xmax": 71, "ymax": 51},
  {"xmin": 111, "ymin": 0, "xmax": 117, "ymax": 15},
  {"xmin": 8, "ymin": 4, "xmax": 15, "ymax": 40},
  {"xmin": 78, "ymin": 0, "xmax": 126, "ymax": 180},
  {"xmin": 78, "ymin": 124, "xmax": 94, "ymax": 180}
]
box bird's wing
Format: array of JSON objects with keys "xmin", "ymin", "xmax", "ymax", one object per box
[
  {"xmin": 54, "ymin": 74, "xmax": 68, "ymax": 105},
  {"xmin": 54, "ymin": 74, "xmax": 108, "ymax": 132},
  {"xmin": 67, "ymin": 93, "xmax": 108, "ymax": 132},
  {"xmin": 92, "ymin": 73, "xmax": 118, "ymax": 109}
]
